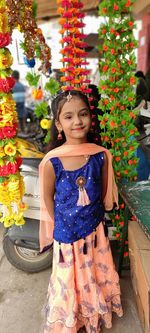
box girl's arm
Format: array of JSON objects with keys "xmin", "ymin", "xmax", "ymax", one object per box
[
  {"xmin": 43, "ymin": 161, "xmax": 55, "ymax": 221},
  {"xmin": 101, "ymin": 153, "xmax": 108, "ymax": 202}
]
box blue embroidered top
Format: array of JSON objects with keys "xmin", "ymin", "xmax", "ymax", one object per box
[{"xmin": 50, "ymin": 152, "xmax": 105, "ymax": 244}]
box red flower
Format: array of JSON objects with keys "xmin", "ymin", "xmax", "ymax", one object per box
[
  {"xmin": 103, "ymin": 45, "xmax": 108, "ymax": 51},
  {"xmin": 102, "ymin": 29, "xmax": 107, "ymax": 34},
  {"xmin": 111, "ymin": 67, "xmax": 116, "ymax": 73},
  {"xmin": 16, "ymin": 157, "xmax": 23, "ymax": 167},
  {"xmin": 110, "ymin": 28, "xmax": 115, "ymax": 34},
  {"xmin": 110, "ymin": 49, "xmax": 115, "ymax": 55},
  {"xmin": 120, "ymin": 106, "xmax": 125, "ymax": 110},
  {"xmin": 7, "ymin": 162, "xmax": 18, "ymax": 175},
  {"xmin": 0, "ymin": 33, "xmax": 11, "ymax": 47},
  {"xmin": 124, "ymin": 252, "xmax": 129, "ymax": 257},
  {"xmin": 2, "ymin": 126, "xmax": 16, "ymax": 138},
  {"xmin": 114, "ymin": 87, "xmax": 119, "ymax": 93},
  {"xmin": 119, "ymin": 221, "xmax": 124, "ymax": 227},
  {"xmin": 102, "ymin": 65, "xmax": 108, "ymax": 72},
  {"xmin": 0, "ymin": 77, "xmax": 16, "ymax": 93},
  {"xmin": 116, "ymin": 233, "xmax": 121, "ymax": 239},
  {"xmin": 115, "ymin": 156, "xmax": 121, "ymax": 162},
  {"xmin": 125, "ymin": 0, "xmax": 131, "ymax": 7},
  {"xmin": 113, "ymin": 3, "xmax": 119, "ymax": 10},
  {"xmin": 128, "ymin": 21, "xmax": 134, "ymax": 27}
]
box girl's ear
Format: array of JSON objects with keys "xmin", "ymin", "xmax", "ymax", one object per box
[{"xmin": 55, "ymin": 119, "xmax": 62, "ymax": 132}]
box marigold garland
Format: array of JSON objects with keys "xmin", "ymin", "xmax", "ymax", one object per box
[
  {"xmin": 98, "ymin": 0, "xmax": 138, "ymax": 253},
  {"xmin": 0, "ymin": 0, "xmax": 26, "ymax": 227},
  {"xmin": 57, "ymin": 0, "xmax": 91, "ymax": 94},
  {"xmin": 6, "ymin": 0, "xmax": 51, "ymax": 75}
]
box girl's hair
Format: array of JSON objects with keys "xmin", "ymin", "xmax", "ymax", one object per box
[{"xmin": 46, "ymin": 90, "xmax": 99, "ymax": 151}]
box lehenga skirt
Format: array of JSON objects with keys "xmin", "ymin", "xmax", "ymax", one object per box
[{"xmin": 44, "ymin": 223, "xmax": 123, "ymax": 333}]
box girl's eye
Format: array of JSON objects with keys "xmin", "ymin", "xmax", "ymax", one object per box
[
  {"xmin": 80, "ymin": 112, "xmax": 88, "ymax": 117},
  {"xmin": 64, "ymin": 116, "xmax": 72, "ymax": 119}
]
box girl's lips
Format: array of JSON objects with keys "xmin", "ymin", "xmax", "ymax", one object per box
[{"xmin": 72, "ymin": 127, "xmax": 85, "ymax": 131}]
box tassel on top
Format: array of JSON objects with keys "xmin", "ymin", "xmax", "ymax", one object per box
[{"xmin": 76, "ymin": 176, "xmax": 90, "ymax": 206}]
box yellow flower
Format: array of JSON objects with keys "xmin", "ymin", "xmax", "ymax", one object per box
[
  {"xmin": 0, "ymin": 148, "xmax": 5, "ymax": 157},
  {"xmin": 3, "ymin": 216, "xmax": 15, "ymax": 228},
  {"xmin": 0, "ymin": 1, "xmax": 6, "ymax": 9},
  {"xmin": 0, "ymin": 13, "xmax": 9, "ymax": 33},
  {"xmin": 40, "ymin": 118, "xmax": 51, "ymax": 130},
  {"xmin": 0, "ymin": 50, "xmax": 13, "ymax": 69},
  {"xmin": 4, "ymin": 143, "xmax": 16, "ymax": 156},
  {"xmin": 15, "ymin": 216, "xmax": 25, "ymax": 226}
]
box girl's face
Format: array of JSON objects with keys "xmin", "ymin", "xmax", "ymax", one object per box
[{"xmin": 55, "ymin": 97, "xmax": 91, "ymax": 144}]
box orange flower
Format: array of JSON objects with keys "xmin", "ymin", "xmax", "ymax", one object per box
[
  {"xmin": 121, "ymin": 120, "xmax": 126, "ymax": 125},
  {"xmin": 110, "ymin": 121, "xmax": 116, "ymax": 128},
  {"xmin": 114, "ymin": 87, "xmax": 119, "ymax": 93},
  {"xmin": 115, "ymin": 156, "xmax": 121, "ymax": 162},
  {"xmin": 130, "ymin": 77, "xmax": 136, "ymax": 85},
  {"xmin": 129, "ymin": 129, "xmax": 135, "ymax": 134},
  {"xmin": 123, "ymin": 151, "xmax": 128, "ymax": 156},
  {"xmin": 103, "ymin": 45, "xmax": 108, "ymax": 51},
  {"xmin": 102, "ymin": 7, "xmax": 107, "ymax": 14},
  {"xmin": 128, "ymin": 160, "xmax": 133, "ymax": 165}
]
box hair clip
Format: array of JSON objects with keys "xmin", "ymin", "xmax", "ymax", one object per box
[{"xmin": 66, "ymin": 91, "xmax": 73, "ymax": 102}]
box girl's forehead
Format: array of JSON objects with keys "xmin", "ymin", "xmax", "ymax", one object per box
[{"xmin": 61, "ymin": 97, "xmax": 87, "ymax": 114}]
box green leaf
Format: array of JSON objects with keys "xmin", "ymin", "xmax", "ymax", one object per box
[
  {"xmin": 25, "ymin": 72, "xmax": 40, "ymax": 87},
  {"xmin": 34, "ymin": 102, "xmax": 49, "ymax": 118},
  {"xmin": 45, "ymin": 78, "xmax": 60, "ymax": 95}
]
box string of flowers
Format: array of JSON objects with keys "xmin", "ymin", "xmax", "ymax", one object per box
[
  {"xmin": 98, "ymin": 0, "xmax": 138, "ymax": 256},
  {"xmin": 25, "ymin": 73, "xmax": 60, "ymax": 144},
  {"xmin": 57, "ymin": 0, "xmax": 91, "ymax": 94},
  {"xmin": 0, "ymin": 0, "xmax": 26, "ymax": 227},
  {"xmin": 6, "ymin": 0, "xmax": 51, "ymax": 75}
]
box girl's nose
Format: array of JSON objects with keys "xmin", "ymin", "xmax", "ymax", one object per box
[{"xmin": 74, "ymin": 115, "xmax": 82, "ymax": 124}]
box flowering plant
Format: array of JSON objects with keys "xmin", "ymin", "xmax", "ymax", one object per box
[
  {"xmin": 98, "ymin": 0, "xmax": 138, "ymax": 252},
  {"xmin": 0, "ymin": 1, "xmax": 26, "ymax": 226},
  {"xmin": 57, "ymin": 0, "xmax": 91, "ymax": 94}
]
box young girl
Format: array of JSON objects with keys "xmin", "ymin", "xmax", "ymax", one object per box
[{"xmin": 39, "ymin": 90, "xmax": 123, "ymax": 333}]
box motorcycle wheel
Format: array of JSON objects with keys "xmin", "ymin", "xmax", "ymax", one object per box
[{"xmin": 3, "ymin": 236, "xmax": 53, "ymax": 273}]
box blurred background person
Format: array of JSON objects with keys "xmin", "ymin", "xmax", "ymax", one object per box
[{"xmin": 12, "ymin": 70, "xmax": 26, "ymax": 133}]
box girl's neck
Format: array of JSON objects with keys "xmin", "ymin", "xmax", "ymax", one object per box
[{"xmin": 64, "ymin": 138, "xmax": 88, "ymax": 146}]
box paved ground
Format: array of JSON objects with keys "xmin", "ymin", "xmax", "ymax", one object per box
[{"xmin": 0, "ymin": 224, "xmax": 143, "ymax": 333}]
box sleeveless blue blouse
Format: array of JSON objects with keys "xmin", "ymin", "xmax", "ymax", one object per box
[{"xmin": 50, "ymin": 152, "xmax": 105, "ymax": 244}]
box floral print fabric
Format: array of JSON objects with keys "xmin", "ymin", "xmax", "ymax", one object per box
[{"xmin": 44, "ymin": 223, "xmax": 123, "ymax": 333}]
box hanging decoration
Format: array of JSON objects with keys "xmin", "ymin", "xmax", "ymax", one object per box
[
  {"xmin": 25, "ymin": 73, "xmax": 60, "ymax": 144},
  {"xmin": 6, "ymin": 0, "xmax": 51, "ymax": 76},
  {"xmin": 0, "ymin": 0, "xmax": 26, "ymax": 227},
  {"xmin": 57, "ymin": 0, "xmax": 91, "ymax": 94},
  {"xmin": 98, "ymin": 0, "xmax": 138, "ymax": 255}
]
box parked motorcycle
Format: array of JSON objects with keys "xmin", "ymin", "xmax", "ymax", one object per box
[{"xmin": 3, "ymin": 139, "xmax": 53, "ymax": 273}]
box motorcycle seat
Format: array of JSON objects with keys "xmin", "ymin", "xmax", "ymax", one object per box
[{"xmin": 23, "ymin": 158, "xmax": 42, "ymax": 169}]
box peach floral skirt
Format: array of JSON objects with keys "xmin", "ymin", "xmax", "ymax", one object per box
[{"xmin": 44, "ymin": 223, "xmax": 123, "ymax": 333}]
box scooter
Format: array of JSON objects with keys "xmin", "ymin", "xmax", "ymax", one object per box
[{"xmin": 3, "ymin": 139, "xmax": 53, "ymax": 273}]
